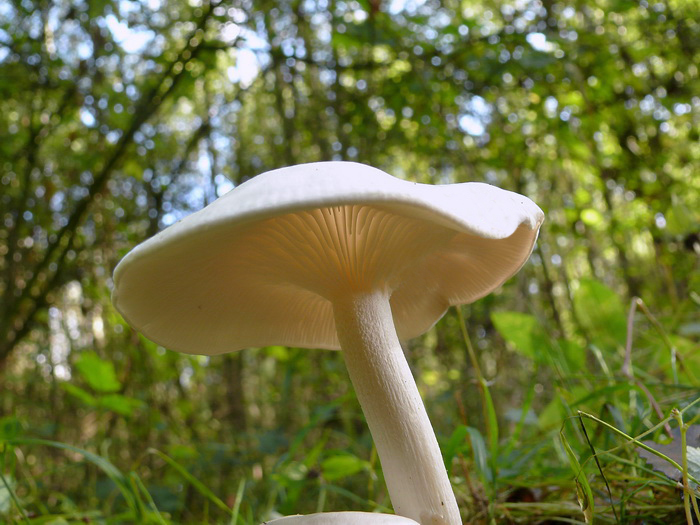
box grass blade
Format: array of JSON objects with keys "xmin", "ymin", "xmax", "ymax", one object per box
[
  {"xmin": 559, "ymin": 426, "xmax": 595, "ymax": 522},
  {"xmin": 146, "ymin": 448, "xmax": 232, "ymax": 515}
]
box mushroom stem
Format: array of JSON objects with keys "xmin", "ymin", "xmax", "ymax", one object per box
[{"xmin": 332, "ymin": 289, "xmax": 460, "ymax": 525}]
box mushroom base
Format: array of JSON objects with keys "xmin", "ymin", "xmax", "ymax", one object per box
[
  {"xmin": 332, "ymin": 289, "xmax": 461, "ymax": 525},
  {"xmin": 264, "ymin": 512, "xmax": 420, "ymax": 524}
]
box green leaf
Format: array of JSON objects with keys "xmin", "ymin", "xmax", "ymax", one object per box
[
  {"xmin": 573, "ymin": 279, "xmax": 627, "ymax": 350},
  {"xmin": 61, "ymin": 382, "xmax": 98, "ymax": 406},
  {"xmin": 466, "ymin": 426, "xmax": 492, "ymax": 483},
  {"xmin": 443, "ymin": 425, "xmax": 469, "ymax": 472},
  {"xmin": 99, "ymin": 394, "xmax": 144, "ymax": 416},
  {"xmin": 558, "ymin": 339, "xmax": 587, "ymax": 372},
  {"xmin": 0, "ymin": 417, "xmax": 22, "ymax": 442},
  {"xmin": 321, "ymin": 453, "xmax": 368, "ymax": 481},
  {"xmin": 74, "ymin": 351, "xmax": 122, "ymax": 393},
  {"xmin": 560, "ymin": 432, "xmax": 595, "ymax": 522},
  {"xmin": 354, "ymin": 0, "xmax": 372, "ymax": 12},
  {"xmin": 491, "ymin": 311, "xmax": 549, "ymax": 362},
  {"xmin": 538, "ymin": 385, "xmax": 590, "ymax": 429},
  {"xmin": 480, "ymin": 378, "xmax": 500, "ymax": 464},
  {"xmin": 167, "ymin": 444, "xmax": 199, "ymax": 461},
  {"xmin": 302, "ymin": 432, "xmax": 329, "ymax": 468},
  {"xmin": 538, "ymin": 397, "xmax": 565, "ymax": 430}
]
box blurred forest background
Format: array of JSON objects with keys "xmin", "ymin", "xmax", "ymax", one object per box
[{"xmin": 1, "ymin": 0, "xmax": 699, "ymax": 523}]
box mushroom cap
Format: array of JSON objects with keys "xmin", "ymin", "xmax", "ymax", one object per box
[
  {"xmin": 263, "ymin": 513, "xmax": 420, "ymax": 524},
  {"xmin": 112, "ymin": 161, "xmax": 543, "ymax": 355}
]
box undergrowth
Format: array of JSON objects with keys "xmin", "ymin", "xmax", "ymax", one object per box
[{"xmin": 2, "ymin": 294, "xmax": 699, "ymax": 524}]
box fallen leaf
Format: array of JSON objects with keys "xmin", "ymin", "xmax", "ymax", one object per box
[{"xmin": 637, "ymin": 426, "xmax": 700, "ymax": 482}]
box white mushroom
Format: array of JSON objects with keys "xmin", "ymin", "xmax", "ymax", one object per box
[
  {"xmin": 112, "ymin": 161, "xmax": 544, "ymax": 525},
  {"xmin": 264, "ymin": 512, "xmax": 420, "ymax": 524}
]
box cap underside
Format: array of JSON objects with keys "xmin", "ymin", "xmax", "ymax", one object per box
[{"xmin": 113, "ymin": 191, "xmax": 541, "ymax": 355}]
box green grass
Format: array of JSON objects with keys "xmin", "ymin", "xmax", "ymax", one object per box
[{"xmin": 2, "ymin": 296, "xmax": 699, "ymax": 524}]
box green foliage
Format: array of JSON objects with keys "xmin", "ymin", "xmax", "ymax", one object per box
[
  {"xmin": 574, "ymin": 279, "xmax": 628, "ymax": 350},
  {"xmin": 1, "ymin": 0, "xmax": 698, "ymax": 523},
  {"xmin": 491, "ymin": 311, "xmax": 549, "ymax": 363},
  {"xmin": 492, "ymin": 310, "xmax": 585, "ymax": 371},
  {"xmin": 321, "ymin": 453, "xmax": 370, "ymax": 481},
  {"xmin": 465, "ymin": 426, "xmax": 492, "ymax": 485},
  {"xmin": 74, "ymin": 352, "xmax": 122, "ymax": 393}
]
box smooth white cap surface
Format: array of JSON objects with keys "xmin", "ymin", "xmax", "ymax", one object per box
[
  {"xmin": 113, "ymin": 162, "xmax": 544, "ymax": 354},
  {"xmin": 264, "ymin": 513, "xmax": 420, "ymax": 524}
]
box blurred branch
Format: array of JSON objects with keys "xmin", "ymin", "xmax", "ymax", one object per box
[
  {"xmin": 536, "ymin": 242, "xmax": 564, "ymax": 337},
  {"xmin": 0, "ymin": 3, "xmax": 221, "ymax": 366},
  {"xmin": 2, "ymin": 83, "xmax": 78, "ymax": 313}
]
